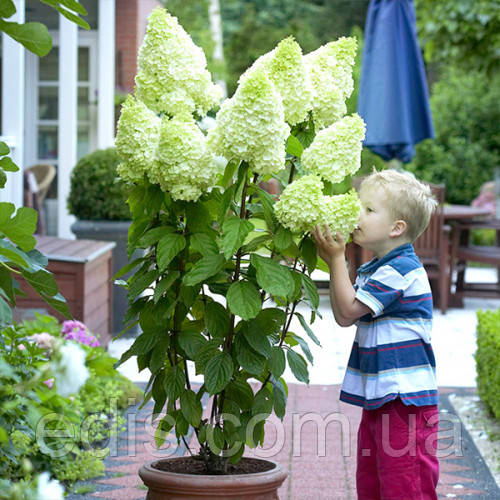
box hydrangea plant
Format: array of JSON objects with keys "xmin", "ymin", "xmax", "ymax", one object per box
[{"xmin": 114, "ymin": 7, "xmax": 365, "ymax": 475}]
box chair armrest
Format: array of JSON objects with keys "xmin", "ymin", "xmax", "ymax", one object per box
[{"xmin": 453, "ymin": 218, "xmax": 500, "ymax": 231}]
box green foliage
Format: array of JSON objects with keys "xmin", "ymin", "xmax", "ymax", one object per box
[
  {"xmin": 68, "ymin": 148, "xmax": 131, "ymax": 221},
  {"xmin": 0, "ymin": 0, "xmax": 89, "ymax": 57},
  {"xmin": 475, "ymin": 309, "xmax": 500, "ymax": 421},
  {"xmin": 406, "ymin": 69, "xmax": 500, "ymax": 204},
  {"xmin": 0, "ymin": 315, "xmax": 141, "ymax": 488},
  {"xmin": 415, "ymin": 0, "xmax": 500, "ymax": 75}
]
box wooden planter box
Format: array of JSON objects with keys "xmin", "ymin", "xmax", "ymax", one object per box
[{"xmin": 15, "ymin": 236, "xmax": 116, "ymax": 347}]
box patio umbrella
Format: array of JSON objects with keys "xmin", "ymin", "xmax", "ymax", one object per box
[{"xmin": 357, "ymin": 0, "xmax": 434, "ymax": 163}]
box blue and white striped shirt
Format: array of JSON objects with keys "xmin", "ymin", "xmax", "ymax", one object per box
[{"xmin": 340, "ymin": 243, "xmax": 438, "ymax": 409}]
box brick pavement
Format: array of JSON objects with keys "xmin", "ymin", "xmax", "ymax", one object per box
[{"xmin": 68, "ymin": 384, "xmax": 499, "ymax": 500}]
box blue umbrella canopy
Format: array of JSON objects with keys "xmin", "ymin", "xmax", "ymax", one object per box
[{"xmin": 357, "ymin": 0, "xmax": 434, "ymax": 163}]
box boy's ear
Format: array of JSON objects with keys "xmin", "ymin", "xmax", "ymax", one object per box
[{"xmin": 390, "ymin": 220, "xmax": 407, "ymax": 238}]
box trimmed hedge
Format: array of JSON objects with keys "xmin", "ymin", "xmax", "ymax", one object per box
[
  {"xmin": 68, "ymin": 148, "xmax": 131, "ymax": 221},
  {"xmin": 475, "ymin": 309, "xmax": 500, "ymax": 421}
]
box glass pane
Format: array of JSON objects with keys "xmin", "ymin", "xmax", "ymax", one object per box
[
  {"xmin": 39, "ymin": 48, "xmax": 59, "ymax": 81},
  {"xmin": 77, "ymin": 124, "xmax": 90, "ymax": 160},
  {"xmin": 39, "ymin": 86, "xmax": 58, "ymax": 120},
  {"xmin": 38, "ymin": 126, "xmax": 58, "ymax": 160},
  {"xmin": 78, "ymin": 47, "xmax": 89, "ymax": 82},
  {"xmin": 78, "ymin": 87, "xmax": 89, "ymax": 121}
]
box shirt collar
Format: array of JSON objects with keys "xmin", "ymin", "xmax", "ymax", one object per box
[{"xmin": 357, "ymin": 243, "xmax": 415, "ymax": 275}]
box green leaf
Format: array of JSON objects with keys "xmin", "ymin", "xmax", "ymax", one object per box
[
  {"xmin": 0, "ymin": 266, "xmax": 14, "ymax": 303},
  {"xmin": 178, "ymin": 329, "xmax": 206, "ymax": 359},
  {"xmin": 157, "ymin": 233, "xmax": 185, "ymax": 271},
  {"xmin": 220, "ymin": 158, "xmax": 239, "ymax": 188},
  {"xmin": 286, "ymin": 134, "xmax": 304, "ymax": 157},
  {"xmin": 302, "ymin": 274, "xmax": 319, "ymax": 309},
  {"xmin": 190, "ymin": 232, "xmax": 218, "ymax": 256},
  {"xmin": 180, "ymin": 390, "xmax": 202, "ymax": 426},
  {"xmin": 205, "ymin": 352, "xmax": 233, "ymax": 394},
  {"xmin": 0, "ymin": 203, "xmax": 37, "ymax": 251},
  {"xmin": 250, "ymin": 254, "xmax": 294, "ymax": 298},
  {"xmin": 0, "ymin": 20, "xmax": 52, "ymax": 56},
  {"xmin": 128, "ymin": 269, "xmax": 157, "ymax": 299},
  {"xmin": 226, "ymin": 281, "xmax": 261, "ymax": 320},
  {"xmin": 0, "ymin": 170, "xmax": 6, "ymax": 189},
  {"xmin": 150, "ymin": 337, "xmax": 169, "ymax": 374},
  {"xmin": 225, "ymin": 379, "xmax": 254, "ymax": 411},
  {"xmin": 113, "ymin": 257, "xmax": 145, "ymax": 280},
  {"xmin": 268, "ymin": 347, "xmax": 286, "ymax": 379},
  {"xmin": 0, "ymin": 156, "xmax": 19, "ymax": 172},
  {"xmin": 271, "ymin": 379, "xmax": 287, "ymax": 419},
  {"xmin": 274, "ymin": 226, "xmax": 293, "ymax": 252},
  {"xmin": 185, "ymin": 202, "xmax": 213, "ymax": 233},
  {"xmin": 153, "ymin": 271, "xmax": 180, "ymax": 303},
  {"xmin": 254, "ymin": 308, "xmax": 286, "ymax": 333},
  {"xmin": 183, "ymin": 254, "xmax": 225, "ymax": 286},
  {"xmin": 295, "ymin": 312, "xmax": 321, "ymax": 346},
  {"xmin": 205, "ymin": 301, "xmax": 230, "ymax": 338},
  {"xmin": 241, "ymin": 233, "xmax": 272, "ymax": 253},
  {"xmin": 257, "ymin": 188, "xmax": 277, "ymax": 231},
  {"xmin": 0, "ymin": 142, "xmax": 9, "ymax": 156},
  {"xmin": 301, "ymin": 237, "xmax": 317, "ymax": 273},
  {"xmin": 235, "ymin": 334, "xmax": 266, "ymax": 376},
  {"xmin": 38, "ymin": 291, "xmax": 70, "ymax": 318},
  {"xmin": 287, "ymin": 349, "xmax": 309, "ymax": 383},
  {"xmin": 165, "ymin": 365, "xmax": 185, "ymax": 400},
  {"xmin": 221, "ymin": 216, "xmax": 254, "ymax": 259},
  {"xmin": 0, "ymin": 296, "xmax": 12, "ymax": 326},
  {"xmin": 243, "ymin": 321, "xmax": 272, "ymax": 357},
  {"xmin": 0, "ymin": 0, "xmax": 16, "ymax": 18},
  {"xmin": 128, "ymin": 332, "xmax": 158, "ymax": 356},
  {"xmin": 137, "ymin": 227, "xmax": 174, "ymax": 247},
  {"xmin": 52, "ymin": 3, "xmax": 90, "ymax": 30},
  {"xmin": 175, "ymin": 411, "xmax": 189, "ymax": 438},
  {"xmin": 194, "ymin": 340, "xmax": 220, "ymax": 374},
  {"xmin": 252, "ymin": 387, "xmax": 273, "ymax": 417},
  {"xmin": 293, "ymin": 333, "xmax": 313, "ymax": 364},
  {"xmin": 22, "ymin": 269, "xmax": 58, "ymax": 296}
]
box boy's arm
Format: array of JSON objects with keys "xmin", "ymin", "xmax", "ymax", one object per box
[{"xmin": 312, "ymin": 225, "xmax": 371, "ymax": 327}]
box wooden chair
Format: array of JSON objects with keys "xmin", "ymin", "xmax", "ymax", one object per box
[
  {"xmin": 449, "ymin": 218, "xmax": 500, "ymax": 302},
  {"xmin": 413, "ymin": 184, "xmax": 451, "ymax": 314}
]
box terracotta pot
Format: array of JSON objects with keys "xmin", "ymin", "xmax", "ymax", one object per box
[{"xmin": 139, "ymin": 457, "xmax": 287, "ymax": 499}]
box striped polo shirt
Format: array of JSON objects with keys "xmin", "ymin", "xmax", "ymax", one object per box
[{"xmin": 340, "ymin": 243, "xmax": 438, "ymax": 410}]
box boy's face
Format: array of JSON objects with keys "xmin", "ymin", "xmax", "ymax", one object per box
[{"xmin": 352, "ymin": 186, "xmax": 399, "ymax": 256}]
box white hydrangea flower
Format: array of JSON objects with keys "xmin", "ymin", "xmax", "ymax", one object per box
[
  {"xmin": 301, "ymin": 114, "xmax": 366, "ymax": 184},
  {"xmin": 37, "ymin": 472, "xmax": 64, "ymax": 500},
  {"xmin": 239, "ymin": 38, "xmax": 312, "ymax": 126},
  {"xmin": 115, "ymin": 95, "xmax": 161, "ymax": 182},
  {"xmin": 208, "ymin": 68, "xmax": 290, "ymax": 176},
  {"xmin": 51, "ymin": 342, "xmax": 89, "ymax": 398},
  {"xmin": 151, "ymin": 114, "xmax": 223, "ymax": 201},
  {"xmin": 274, "ymin": 175, "xmax": 325, "ymax": 233},
  {"xmin": 304, "ymin": 37, "xmax": 357, "ymax": 129},
  {"xmin": 320, "ymin": 189, "xmax": 362, "ymax": 240},
  {"xmin": 135, "ymin": 7, "xmax": 222, "ymax": 116}
]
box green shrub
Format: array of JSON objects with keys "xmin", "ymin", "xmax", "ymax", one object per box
[
  {"xmin": 68, "ymin": 148, "xmax": 131, "ymax": 221},
  {"xmin": 407, "ymin": 69, "xmax": 500, "ymax": 204},
  {"xmin": 475, "ymin": 309, "xmax": 500, "ymax": 421}
]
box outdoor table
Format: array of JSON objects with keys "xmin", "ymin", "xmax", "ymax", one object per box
[
  {"xmin": 443, "ymin": 204, "xmax": 493, "ymax": 222},
  {"xmin": 14, "ymin": 236, "xmax": 116, "ymax": 346}
]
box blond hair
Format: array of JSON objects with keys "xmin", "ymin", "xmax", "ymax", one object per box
[{"xmin": 359, "ymin": 169, "xmax": 438, "ymax": 242}]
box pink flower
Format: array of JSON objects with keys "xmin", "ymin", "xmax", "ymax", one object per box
[
  {"xmin": 69, "ymin": 396, "xmax": 74, "ymax": 402},
  {"xmin": 31, "ymin": 333, "xmax": 56, "ymax": 350},
  {"xmin": 61, "ymin": 320, "xmax": 100, "ymax": 347},
  {"xmin": 18, "ymin": 344, "xmax": 26, "ymax": 351},
  {"xmin": 43, "ymin": 378, "xmax": 54, "ymax": 389}
]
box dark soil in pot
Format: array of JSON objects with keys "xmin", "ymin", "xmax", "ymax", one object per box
[{"xmin": 152, "ymin": 457, "xmax": 275, "ymax": 475}]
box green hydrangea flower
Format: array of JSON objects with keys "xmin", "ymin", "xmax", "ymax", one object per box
[
  {"xmin": 320, "ymin": 189, "xmax": 361, "ymax": 240},
  {"xmin": 115, "ymin": 95, "xmax": 161, "ymax": 182},
  {"xmin": 239, "ymin": 37, "xmax": 312, "ymax": 126},
  {"xmin": 208, "ymin": 68, "xmax": 290, "ymax": 176},
  {"xmin": 304, "ymin": 37, "xmax": 357, "ymax": 129},
  {"xmin": 151, "ymin": 114, "xmax": 223, "ymax": 201},
  {"xmin": 274, "ymin": 175, "xmax": 325, "ymax": 233},
  {"xmin": 301, "ymin": 114, "xmax": 366, "ymax": 184},
  {"xmin": 135, "ymin": 7, "xmax": 221, "ymax": 116}
]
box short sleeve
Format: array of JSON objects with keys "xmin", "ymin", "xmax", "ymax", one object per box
[{"xmin": 355, "ymin": 264, "xmax": 410, "ymax": 317}]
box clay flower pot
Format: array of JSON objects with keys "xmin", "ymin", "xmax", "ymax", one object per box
[{"xmin": 139, "ymin": 457, "xmax": 287, "ymax": 499}]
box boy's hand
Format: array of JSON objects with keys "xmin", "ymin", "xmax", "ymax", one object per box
[{"xmin": 311, "ymin": 225, "xmax": 346, "ymax": 268}]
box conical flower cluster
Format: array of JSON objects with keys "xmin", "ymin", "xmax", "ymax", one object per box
[
  {"xmin": 151, "ymin": 114, "xmax": 224, "ymax": 201},
  {"xmin": 320, "ymin": 189, "xmax": 362, "ymax": 240},
  {"xmin": 135, "ymin": 7, "xmax": 221, "ymax": 116},
  {"xmin": 301, "ymin": 114, "xmax": 366, "ymax": 184},
  {"xmin": 115, "ymin": 95, "xmax": 161, "ymax": 182},
  {"xmin": 208, "ymin": 69, "xmax": 290, "ymax": 176},
  {"xmin": 304, "ymin": 37, "xmax": 357, "ymax": 129},
  {"xmin": 275, "ymin": 176, "xmax": 361, "ymax": 237}
]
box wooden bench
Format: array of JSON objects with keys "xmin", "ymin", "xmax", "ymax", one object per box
[{"xmin": 15, "ymin": 236, "xmax": 116, "ymax": 347}]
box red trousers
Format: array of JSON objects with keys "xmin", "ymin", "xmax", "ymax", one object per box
[{"xmin": 356, "ymin": 398, "xmax": 439, "ymax": 500}]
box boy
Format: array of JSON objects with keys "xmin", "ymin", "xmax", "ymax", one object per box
[{"xmin": 312, "ymin": 170, "xmax": 440, "ymax": 500}]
